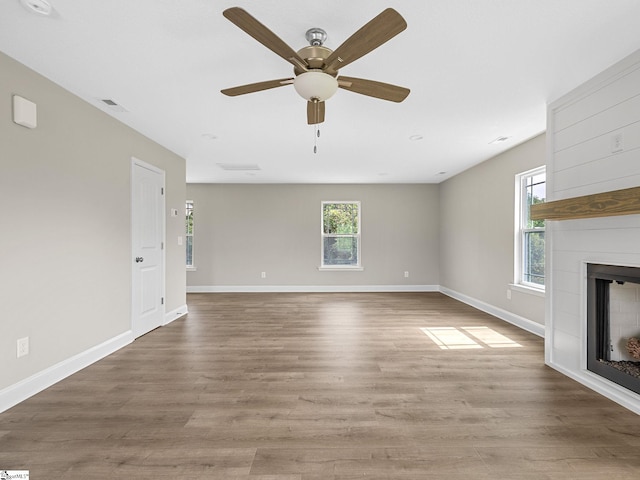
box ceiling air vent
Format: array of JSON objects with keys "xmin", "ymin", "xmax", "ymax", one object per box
[
  {"xmin": 217, "ymin": 163, "xmax": 261, "ymax": 171},
  {"xmin": 20, "ymin": 0, "xmax": 53, "ymax": 16},
  {"xmin": 99, "ymin": 99, "xmax": 128, "ymax": 112},
  {"xmin": 489, "ymin": 136, "xmax": 510, "ymax": 145}
]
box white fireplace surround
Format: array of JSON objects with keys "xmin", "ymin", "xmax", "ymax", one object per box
[
  {"xmin": 545, "ymin": 48, "xmax": 640, "ymax": 414},
  {"xmin": 546, "ymin": 259, "xmax": 640, "ymax": 414}
]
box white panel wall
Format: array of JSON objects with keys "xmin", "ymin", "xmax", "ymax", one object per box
[
  {"xmin": 546, "ymin": 49, "xmax": 640, "ymax": 413},
  {"xmin": 552, "ymin": 58, "xmax": 640, "ymax": 199}
]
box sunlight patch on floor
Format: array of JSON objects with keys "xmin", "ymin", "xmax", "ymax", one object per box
[
  {"xmin": 462, "ymin": 326, "xmax": 522, "ymax": 348},
  {"xmin": 421, "ymin": 326, "xmax": 522, "ymax": 350},
  {"xmin": 420, "ymin": 327, "xmax": 482, "ymax": 350}
]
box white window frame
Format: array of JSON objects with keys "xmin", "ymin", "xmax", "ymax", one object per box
[
  {"xmin": 513, "ymin": 167, "xmax": 545, "ymax": 294},
  {"xmin": 319, "ymin": 201, "xmax": 363, "ymax": 271},
  {"xmin": 186, "ymin": 200, "xmax": 195, "ymax": 270}
]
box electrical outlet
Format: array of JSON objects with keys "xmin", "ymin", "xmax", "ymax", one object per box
[
  {"xmin": 611, "ymin": 133, "xmax": 624, "ymax": 153},
  {"xmin": 404, "ymin": 271, "xmax": 409, "ymax": 278},
  {"xmin": 506, "ymin": 289, "xmax": 512, "ymax": 300},
  {"xmin": 261, "ymin": 272, "xmax": 266, "ymax": 279},
  {"xmin": 17, "ymin": 337, "xmax": 29, "ymax": 358}
]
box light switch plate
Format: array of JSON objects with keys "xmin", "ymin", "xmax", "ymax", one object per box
[
  {"xmin": 13, "ymin": 95, "xmax": 37, "ymax": 129},
  {"xmin": 611, "ymin": 133, "xmax": 623, "ymax": 153}
]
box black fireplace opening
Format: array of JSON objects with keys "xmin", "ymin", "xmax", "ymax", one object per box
[{"xmin": 587, "ymin": 263, "xmax": 640, "ymax": 395}]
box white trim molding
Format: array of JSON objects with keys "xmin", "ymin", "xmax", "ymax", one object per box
[
  {"xmin": 187, "ymin": 284, "xmax": 440, "ymax": 293},
  {"xmin": 439, "ymin": 287, "xmax": 545, "ymax": 338},
  {"xmin": 509, "ymin": 283, "xmax": 545, "ymax": 298},
  {"xmin": 317, "ymin": 266, "xmax": 365, "ymax": 272},
  {"xmin": 164, "ymin": 304, "xmax": 188, "ymax": 325},
  {"xmin": 0, "ymin": 331, "xmax": 133, "ymax": 414}
]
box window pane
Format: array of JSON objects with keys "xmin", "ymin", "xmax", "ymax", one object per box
[
  {"xmin": 323, "ymin": 236, "xmax": 358, "ymax": 266},
  {"xmin": 524, "ymin": 231, "xmax": 545, "ymax": 285},
  {"xmin": 186, "ymin": 201, "xmax": 194, "ymax": 235},
  {"xmin": 186, "ymin": 201, "xmax": 194, "ymax": 267},
  {"xmin": 186, "ymin": 236, "xmax": 193, "ymax": 267},
  {"xmin": 530, "ymin": 182, "xmax": 546, "ymax": 204},
  {"xmin": 529, "ymin": 172, "xmax": 545, "ymax": 186},
  {"xmin": 525, "ymin": 176, "xmax": 545, "ymax": 229},
  {"xmin": 323, "ymin": 203, "xmax": 358, "ymax": 234}
]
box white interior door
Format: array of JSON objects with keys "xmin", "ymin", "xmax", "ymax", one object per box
[{"xmin": 131, "ymin": 159, "xmax": 165, "ymax": 338}]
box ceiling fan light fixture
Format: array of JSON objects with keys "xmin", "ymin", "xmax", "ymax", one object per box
[{"xmin": 293, "ymin": 71, "xmax": 338, "ymax": 102}]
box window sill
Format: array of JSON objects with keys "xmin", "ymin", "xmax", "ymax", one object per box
[
  {"xmin": 187, "ymin": 266, "xmax": 197, "ymax": 272},
  {"xmin": 509, "ymin": 283, "xmax": 545, "ymax": 297},
  {"xmin": 318, "ymin": 266, "xmax": 364, "ymax": 272}
]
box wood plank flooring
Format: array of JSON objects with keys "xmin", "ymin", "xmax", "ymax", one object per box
[{"xmin": 2, "ymin": 292, "xmax": 640, "ymax": 479}]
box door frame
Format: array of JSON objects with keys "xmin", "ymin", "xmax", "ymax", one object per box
[{"xmin": 131, "ymin": 157, "xmax": 166, "ymax": 338}]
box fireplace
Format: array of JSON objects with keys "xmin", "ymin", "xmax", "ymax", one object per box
[{"xmin": 587, "ymin": 264, "xmax": 640, "ymax": 394}]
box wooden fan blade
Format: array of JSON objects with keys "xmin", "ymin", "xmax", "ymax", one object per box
[
  {"xmin": 221, "ymin": 78, "xmax": 294, "ymax": 97},
  {"xmin": 307, "ymin": 100, "xmax": 325, "ymax": 125},
  {"xmin": 324, "ymin": 8, "xmax": 407, "ymax": 73},
  {"xmin": 223, "ymin": 7, "xmax": 309, "ymax": 70},
  {"xmin": 337, "ymin": 76, "xmax": 410, "ymax": 102}
]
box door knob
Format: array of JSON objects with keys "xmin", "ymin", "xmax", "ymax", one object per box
[{"xmin": 135, "ymin": 257, "xmax": 144, "ymax": 263}]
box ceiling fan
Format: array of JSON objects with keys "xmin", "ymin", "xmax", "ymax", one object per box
[{"xmin": 221, "ymin": 7, "xmax": 410, "ymax": 125}]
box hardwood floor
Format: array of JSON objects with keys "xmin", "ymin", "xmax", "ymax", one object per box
[{"xmin": 2, "ymin": 292, "xmax": 640, "ymax": 479}]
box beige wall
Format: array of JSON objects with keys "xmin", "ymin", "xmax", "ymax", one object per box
[
  {"xmin": 0, "ymin": 51, "xmax": 186, "ymax": 391},
  {"xmin": 439, "ymin": 134, "xmax": 546, "ymax": 327},
  {"xmin": 186, "ymin": 184, "xmax": 440, "ymax": 289}
]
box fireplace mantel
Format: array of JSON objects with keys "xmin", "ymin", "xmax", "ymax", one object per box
[{"xmin": 531, "ymin": 186, "xmax": 640, "ymax": 221}]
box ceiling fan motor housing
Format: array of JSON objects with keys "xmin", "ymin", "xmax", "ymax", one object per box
[{"xmin": 294, "ymin": 46, "xmax": 334, "ymax": 74}]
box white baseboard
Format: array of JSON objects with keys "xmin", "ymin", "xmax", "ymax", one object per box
[
  {"xmin": 439, "ymin": 286, "xmax": 545, "ymax": 338},
  {"xmin": 187, "ymin": 284, "xmax": 440, "ymax": 293},
  {"xmin": 0, "ymin": 331, "xmax": 133, "ymax": 414},
  {"xmin": 164, "ymin": 304, "xmax": 188, "ymax": 325}
]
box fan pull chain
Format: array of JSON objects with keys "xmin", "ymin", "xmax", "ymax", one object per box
[{"xmin": 313, "ymin": 125, "xmax": 320, "ymax": 154}]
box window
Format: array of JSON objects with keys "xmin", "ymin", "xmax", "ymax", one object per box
[
  {"xmin": 516, "ymin": 167, "xmax": 545, "ymax": 288},
  {"xmin": 186, "ymin": 200, "xmax": 194, "ymax": 268},
  {"xmin": 321, "ymin": 201, "xmax": 361, "ymax": 268}
]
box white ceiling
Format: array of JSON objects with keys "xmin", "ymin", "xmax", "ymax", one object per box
[{"xmin": 2, "ymin": 1, "xmax": 640, "ymax": 184}]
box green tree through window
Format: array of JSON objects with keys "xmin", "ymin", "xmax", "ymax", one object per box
[
  {"xmin": 186, "ymin": 200, "xmax": 194, "ymax": 267},
  {"xmin": 322, "ymin": 202, "xmax": 360, "ymax": 267},
  {"xmin": 519, "ymin": 169, "xmax": 545, "ymax": 287}
]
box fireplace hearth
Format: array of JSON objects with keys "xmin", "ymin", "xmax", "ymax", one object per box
[{"xmin": 587, "ymin": 264, "xmax": 640, "ymax": 395}]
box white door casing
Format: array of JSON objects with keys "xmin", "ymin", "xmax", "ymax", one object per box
[{"xmin": 131, "ymin": 158, "xmax": 165, "ymax": 338}]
